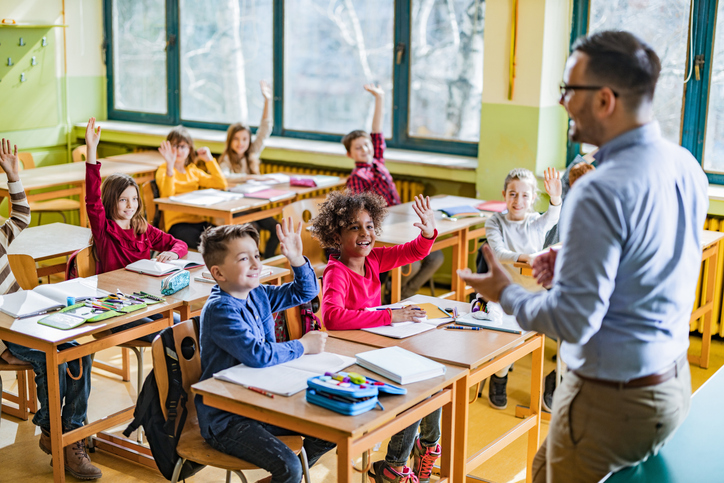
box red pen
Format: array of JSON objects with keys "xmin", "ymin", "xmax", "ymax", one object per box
[{"xmin": 243, "ymin": 385, "xmax": 274, "ymax": 398}]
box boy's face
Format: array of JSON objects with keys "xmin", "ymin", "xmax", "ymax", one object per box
[
  {"xmin": 503, "ymin": 180, "xmax": 536, "ymax": 221},
  {"xmin": 337, "ymin": 209, "xmax": 376, "ymax": 258},
  {"xmin": 210, "ymin": 236, "xmax": 263, "ymax": 297},
  {"xmin": 347, "ymin": 137, "xmax": 373, "ymax": 164},
  {"xmin": 116, "ymin": 185, "xmax": 139, "ymax": 223}
]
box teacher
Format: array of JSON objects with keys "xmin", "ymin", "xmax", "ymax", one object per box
[{"xmin": 460, "ymin": 30, "xmax": 708, "ymax": 482}]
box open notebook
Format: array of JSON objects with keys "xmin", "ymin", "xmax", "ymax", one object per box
[
  {"xmin": 361, "ymin": 301, "xmax": 454, "ymax": 339},
  {"xmin": 169, "ymin": 189, "xmax": 244, "ymax": 206},
  {"xmin": 125, "ymin": 258, "xmax": 203, "ymax": 277},
  {"xmin": 0, "ymin": 278, "xmax": 110, "ymax": 318},
  {"xmin": 213, "ymin": 352, "xmax": 356, "ymax": 396}
]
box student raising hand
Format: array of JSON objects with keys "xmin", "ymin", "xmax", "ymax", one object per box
[
  {"xmin": 544, "ymin": 167, "xmax": 562, "ymax": 206},
  {"xmin": 276, "ymin": 216, "xmax": 305, "ymax": 267},
  {"xmin": 158, "ymin": 140, "xmax": 178, "ymax": 173},
  {"xmin": 0, "ymin": 138, "xmax": 19, "ymax": 182},
  {"xmin": 411, "ymin": 194, "xmax": 436, "ymax": 239},
  {"xmin": 260, "ymin": 79, "xmax": 273, "ymax": 100}
]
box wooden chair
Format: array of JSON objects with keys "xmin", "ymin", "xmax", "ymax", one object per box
[
  {"xmin": 152, "ymin": 320, "xmax": 310, "ymax": 483},
  {"xmin": 0, "ymin": 360, "xmax": 37, "ymax": 420},
  {"xmin": 282, "ymin": 198, "xmax": 327, "ymax": 278},
  {"xmin": 20, "ymin": 149, "xmax": 85, "ymax": 224},
  {"xmin": 7, "ymin": 253, "xmax": 41, "ymax": 289},
  {"xmin": 141, "ymin": 180, "xmax": 164, "ymax": 230}
]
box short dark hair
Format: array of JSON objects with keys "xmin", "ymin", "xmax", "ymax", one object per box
[
  {"xmin": 572, "ymin": 30, "xmax": 661, "ymax": 111},
  {"xmin": 342, "ymin": 130, "xmax": 371, "ymax": 153},
  {"xmin": 199, "ymin": 224, "xmax": 260, "ymax": 269},
  {"xmin": 311, "ymin": 190, "xmax": 387, "ymax": 249}
]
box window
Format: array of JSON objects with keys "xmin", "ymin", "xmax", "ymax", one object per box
[
  {"xmin": 104, "ymin": 0, "xmax": 485, "ymax": 155},
  {"xmin": 571, "ymin": 0, "xmax": 724, "ymax": 184}
]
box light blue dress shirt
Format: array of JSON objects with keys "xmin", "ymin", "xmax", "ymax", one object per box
[{"xmin": 500, "ymin": 122, "xmax": 709, "ymax": 381}]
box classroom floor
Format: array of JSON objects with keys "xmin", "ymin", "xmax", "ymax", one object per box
[{"xmin": 1, "ymin": 335, "xmax": 721, "ymax": 483}]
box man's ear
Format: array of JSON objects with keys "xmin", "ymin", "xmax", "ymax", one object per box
[
  {"xmin": 594, "ymin": 88, "xmax": 617, "ymax": 118},
  {"xmin": 209, "ymin": 265, "xmax": 225, "ymax": 282}
]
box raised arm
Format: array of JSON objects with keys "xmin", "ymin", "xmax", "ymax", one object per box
[
  {"xmin": 0, "ymin": 139, "xmax": 30, "ymax": 245},
  {"xmin": 364, "ymin": 83, "xmax": 385, "ymax": 134},
  {"xmin": 84, "ymin": 118, "xmax": 110, "ymax": 240}
]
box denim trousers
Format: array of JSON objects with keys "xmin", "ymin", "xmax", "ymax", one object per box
[
  {"xmin": 385, "ymin": 407, "xmax": 442, "ymax": 466},
  {"xmin": 254, "ymin": 216, "xmax": 281, "ymax": 259},
  {"xmin": 168, "ymin": 221, "xmax": 213, "ymax": 251},
  {"xmin": 6, "ymin": 341, "xmax": 92, "ymax": 432},
  {"xmin": 207, "ymin": 416, "xmax": 336, "ymax": 483},
  {"xmin": 110, "ymin": 312, "xmax": 181, "ymax": 342}
]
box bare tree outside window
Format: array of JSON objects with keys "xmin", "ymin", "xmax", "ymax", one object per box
[
  {"xmin": 704, "ymin": 1, "xmax": 724, "ymax": 173},
  {"xmin": 112, "ymin": 0, "xmax": 168, "ymax": 114},
  {"xmin": 180, "ymin": 0, "xmax": 273, "ymax": 125},
  {"xmin": 589, "ymin": 0, "xmax": 692, "ymax": 144},
  {"xmin": 284, "ymin": 0, "xmax": 394, "ymax": 135},
  {"xmin": 410, "ymin": 0, "xmax": 484, "ymax": 142}
]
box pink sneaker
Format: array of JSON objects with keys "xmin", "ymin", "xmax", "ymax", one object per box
[
  {"xmin": 411, "ymin": 437, "xmax": 441, "ymax": 483},
  {"xmin": 368, "ymin": 461, "xmax": 419, "ymax": 483}
]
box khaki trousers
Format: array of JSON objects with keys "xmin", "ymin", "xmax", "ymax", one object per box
[{"xmin": 532, "ymin": 361, "xmax": 691, "ymax": 483}]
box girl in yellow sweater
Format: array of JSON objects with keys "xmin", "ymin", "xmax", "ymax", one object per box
[{"xmin": 155, "ymin": 126, "xmax": 228, "ymax": 249}]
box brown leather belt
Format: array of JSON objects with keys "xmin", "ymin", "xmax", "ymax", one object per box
[{"xmin": 574, "ymin": 354, "xmax": 687, "ymax": 389}]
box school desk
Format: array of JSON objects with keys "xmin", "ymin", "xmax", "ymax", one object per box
[
  {"xmin": 192, "ymin": 336, "xmax": 467, "ymax": 483},
  {"xmin": 154, "ymin": 193, "xmax": 293, "ymax": 227},
  {"xmin": 606, "ymin": 366, "xmax": 724, "ymax": 483},
  {"xmin": 327, "ymin": 295, "xmax": 545, "ymax": 483},
  {"xmin": 380, "ymin": 195, "xmax": 491, "ymax": 303},
  {"xmin": 7, "ymin": 222, "xmax": 92, "ymax": 281},
  {"xmin": 1, "ymin": 160, "xmax": 158, "ymax": 227},
  {"xmin": 0, "ymin": 291, "xmax": 181, "ymax": 482}
]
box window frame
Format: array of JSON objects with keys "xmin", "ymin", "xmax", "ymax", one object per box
[
  {"xmin": 568, "ymin": 0, "xmax": 722, "ymax": 185},
  {"xmin": 103, "ymin": 0, "xmax": 481, "ymax": 156}
]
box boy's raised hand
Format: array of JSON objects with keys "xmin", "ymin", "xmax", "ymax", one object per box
[
  {"xmin": 411, "ymin": 195, "xmax": 436, "ymax": 239},
  {"xmin": 364, "ymin": 83, "xmax": 384, "ymax": 97},
  {"xmin": 85, "ymin": 117, "xmax": 102, "ymax": 154},
  {"xmin": 276, "ymin": 217, "xmax": 306, "ymax": 267},
  {"xmin": 544, "ymin": 167, "xmax": 562, "ymax": 206},
  {"xmin": 260, "ymin": 80, "xmax": 272, "ymax": 100},
  {"xmin": 0, "ymin": 139, "xmax": 19, "ymax": 182}
]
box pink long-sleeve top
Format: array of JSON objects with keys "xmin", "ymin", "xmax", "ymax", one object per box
[
  {"xmin": 86, "ymin": 162, "xmax": 188, "ymax": 274},
  {"xmin": 322, "ymin": 230, "xmax": 437, "ymax": 330}
]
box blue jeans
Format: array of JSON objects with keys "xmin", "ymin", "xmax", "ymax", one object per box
[
  {"xmin": 207, "ymin": 417, "xmax": 336, "ymax": 483},
  {"xmin": 110, "ymin": 312, "xmax": 181, "ymax": 342},
  {"xmin": 386, "ymin": 407, "xmax": 441, "ymax": 466},
  {"xmin": 6, "ymin": 341, "xmax": 92, "ymax": 432}
]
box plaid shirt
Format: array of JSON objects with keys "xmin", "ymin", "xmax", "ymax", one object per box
[{"xmin": 346, "ymin": 132, "xmax": 401, "ymax": 207}]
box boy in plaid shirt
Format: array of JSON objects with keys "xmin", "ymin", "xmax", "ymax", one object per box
[{"xmin": 343, "ymin": 84, "xmax": 443, "ymax": 300}]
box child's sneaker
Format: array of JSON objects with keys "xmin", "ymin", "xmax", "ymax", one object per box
[
  {"xmin": 368, "ymin": 461, "xmax": 419, "ymax": 483},
  {"xmin": 542, "ymin": 370, "xmax": 556, "ymax": 413},
  {"xmin": 488, "ymin": 374, "xmax": 508, "ymax": 410},
  {"xmin": 411, "ymin": 437, "xmax": 441, "ymax": 483}
]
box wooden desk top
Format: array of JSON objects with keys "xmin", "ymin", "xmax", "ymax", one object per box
[
  {"xmin": 8, "ymin": 223, "xmax": 92, "ymax": 261},
  {"xmin": 102, "ymin": 151, "xmax": 165, "ymax": 166},
  {"xmin": 154, "ymin": 195, "xmax": 275, "ymax": 217},
  {"xmin": 6, "ymin": 160, "xmax": 158, "ymax": 191},
  {"xmin": 328, "ymin": 295, "xmax": 534, "ymax": 370},
  {"xmin": 192, "ymin": 337, "xmax": 467, "ymax": 440},
  {"xmin": 702, "ymin": 229, "xmax": 724, "ymax": 249}
]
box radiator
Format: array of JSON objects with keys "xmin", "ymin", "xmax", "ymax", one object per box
[{"xmin": 692, "ymin": 216, "xmax": 724, "ymax": 336}]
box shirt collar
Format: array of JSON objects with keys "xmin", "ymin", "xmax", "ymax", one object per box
[{"xmin": 593, "ymin": 121, "xmax": 661, "ymax": 166}]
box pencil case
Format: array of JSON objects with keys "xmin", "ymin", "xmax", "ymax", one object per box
[
  {"xmin": 98, "ymin": 296, "xmax": 147, "ymax": 314},
  {"xmin": 161, "ymin": 270, "xmax": 190, "ymax": 296},
  {"xmin": 289, "ymin": 176, "xmax": 317, "ymax": 187},
  {"xmin": 306, "ymin": 372, "xmax": 406, "ymax": 416}
]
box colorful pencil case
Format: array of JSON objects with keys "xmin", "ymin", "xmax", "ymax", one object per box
[
  {"xmin": 98, "ymin": 296, "xmax": 147, "ymax": 314},
  {"xmin": 161, "ymin": 270, "xmax": 190, "ymax": 295},
  {"xmin": 38, "ymin": 303, "xmax": 120, "ymax": 330},
  {"xmin": 306, "ymin": 372, "xmax": 406, "ymax": 416},
  {"xmin": 289, "ymin": 176, "xmax": 317, "ymax": 187}
]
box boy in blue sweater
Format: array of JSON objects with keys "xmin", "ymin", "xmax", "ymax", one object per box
[{"xmin": 195, "ymin": 220, "xmax": 335, "ymax": 483}]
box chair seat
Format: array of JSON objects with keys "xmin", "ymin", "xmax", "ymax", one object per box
[
  {"xmin": 119, "ymin": 340, "xmax": 153, "ymax": 349},
  {"xmin": 0, "ymin": 361, "xmax": 33, "ymax": 371},
  {"xmin": 177, "ymin": 415, "xmax": 304, "ymax": 471},
  {"xmin": 28, "ymin": 199, "xmax": 81, "ymax": 212}
]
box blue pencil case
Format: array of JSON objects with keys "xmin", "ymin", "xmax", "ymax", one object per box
[{"xmin": 306, "ymin": 372, "xmax": 406, "ymax": 416}]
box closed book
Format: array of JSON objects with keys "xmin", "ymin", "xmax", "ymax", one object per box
[
  {"xmin": 355, "ymin": 347, "xmax": 446, "ymax": 385},
  {"xmin": 242, "ymin": 189, "xmax": 295, "ymax": 202},
  {"xmin": 438, "ymin": 205, "xmax": 484, "ymax": 220},
  {"xmin": 476, "ymin": 200, "xmax": 507, "ymax": 213}
]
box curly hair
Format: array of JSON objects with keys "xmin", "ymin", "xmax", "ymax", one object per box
[{"xmin": 311, "ymin": 190, "xmax": 388, "ymax": 249}]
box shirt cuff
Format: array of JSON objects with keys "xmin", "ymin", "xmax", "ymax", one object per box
[
  {"xmin": 7, "ymin": 180, "xmax": 25, "ymax": 195},
  {"xmin": 290, "ymin": 340, "xmax": 305, "ymax": 356},
  {"xmin": 290, "ymin": 257, "xmax": 314, "ymax": 274},
  {"xmin": 499, "ymin": 283, "xmax": 526, "ymax": 315}
]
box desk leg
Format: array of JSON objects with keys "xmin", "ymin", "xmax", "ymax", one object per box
[
  {"xmin": 337, "ymin": 438, "xmax": 354, "ymax": 483},
  {"xmin": 80, "ymin": 182, "xmax": 87, "ymax": 228},
  {"xmin": 702, "ymin": 246, "xmax": 718, "ymax": 369},
  {"xmin": 390, "ymin": 267, "xmax": 402, "ymax": 304},
  {"xmin": 457, "ymin": 229, "xmax": 470, "ymax": 302},
  {"xmin": 526, "ymin": 335, "xmax": 544, "ymax": 483},
  {"xmin": 450, "ymin": 238, "xmax": 461, "ymax": 302},
  {"xmin": 440, "ymin": 381, "xmax": 455, "ymax": 481},
  {"xmin": 178, "ymin": 305, "xmax": 191, "ymax": 322},
  {"xmin": 48, "ymin": 348, "xmax": 66, "ymax": 483},
  {"xmin": 452, "ymin": 374, "xmax": 469, "ymax": 483}
]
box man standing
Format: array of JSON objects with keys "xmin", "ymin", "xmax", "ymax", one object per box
[{"xmin": 460, "ymin": 31, "xmax": 708, "ymax": 482}]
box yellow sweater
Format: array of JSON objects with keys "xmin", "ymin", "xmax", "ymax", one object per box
[{"xmin": 156, "ymin": 160, "xmax": 228, "ymax": 229}]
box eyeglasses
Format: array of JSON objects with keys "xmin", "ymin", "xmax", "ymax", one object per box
[{"xmin": 559, "ymin": 83, "xmax": 619, "ymax": 99}]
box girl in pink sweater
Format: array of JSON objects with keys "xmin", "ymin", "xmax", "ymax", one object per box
[{"xmin": 312, "ymin": 190, "xmax": 441, "ymax": 483}]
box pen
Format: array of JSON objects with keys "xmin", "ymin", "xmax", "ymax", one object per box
[
  {"xmin": 243, "ymin": 385, "xmax": 274, "ymax": 398},
  {"xmin": 445, "ymin": 325, "xmax": 481, "ymax": 331}
]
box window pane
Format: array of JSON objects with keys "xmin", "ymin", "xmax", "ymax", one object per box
[
  {"xmin": 180, "ymin": 0, "xmax": 273, "ymax": 125},
  {"xmin": 704, "ymin": 2, "xmax": 724, "ymax": 173},
  {"xmin": 410, "ymin": 0, "xmax": 484, "ymax": 142},
  {"xmin": 589, "ymin": 1, "xmax": 691, "ymax": 144},
  {"xmin": 112, "ymin": 0, "xmax": 167, "ymax": 114},
  {"xmin": 284, "ymin": 0, "xmax": 393, "ymax": 135}
]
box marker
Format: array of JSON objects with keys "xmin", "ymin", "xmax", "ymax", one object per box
[
  {"xmin": 445, "ymin": 325, "xmax": 481, "ymax": 331},
  {"xmin": 243, "ymin": 385, "xmax": 274, "ymax": 398}
]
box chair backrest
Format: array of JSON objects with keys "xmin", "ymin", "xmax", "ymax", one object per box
[
  {"xmin": 142, "ymin": 180, "xmax": 163, "ymax": 229},
  {"xmin": 7, "ymin": 254, "xmax": 39, "ymax": 289},
  {"xmin": 151, "ymin": 319, "xmax": 201, "ymax": 419},
  {"xmin": 72, "ymin": 145, "xmax": 87, "ymax": 163},
  {"xmin": 65, "ymin": 244, "xmax": 97, "ymax": 279},
  {"xmin": 282, "ymin": 198, "xmax": 325, "ymax": 266},
  {"xmin": 18, "ymin": 152, "xmax": 34, "ymax": 170}
]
